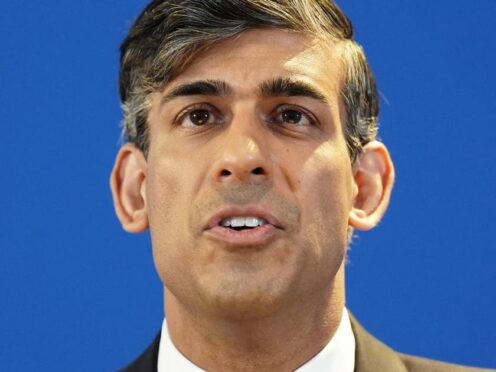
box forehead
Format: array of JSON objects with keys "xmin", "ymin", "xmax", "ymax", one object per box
[{"xmin": 164, "ymin": 28, "xmax": 346, "ymax": 98}]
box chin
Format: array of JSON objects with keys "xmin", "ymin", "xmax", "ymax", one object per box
[{"xmin": 197, "ymin": 270, "xmax": 297, "ymax": 320}]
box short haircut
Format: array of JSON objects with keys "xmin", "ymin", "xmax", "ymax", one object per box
[{"xmin": 119, "ymin": 0, "xmax": 379, "ymax": 163}]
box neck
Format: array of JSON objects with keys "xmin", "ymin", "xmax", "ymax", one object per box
[{"xmin": 164, "ymin": 264, "xmax": 346, "ymax": 372}]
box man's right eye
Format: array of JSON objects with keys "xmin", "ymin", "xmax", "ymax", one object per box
[
  {"xmin": 188, "ymin": 109, "xmax": 211, "ymax": 126},
  {"xmin": 177, "ymin": 104, "xmax": 222, "ymax": 128}
]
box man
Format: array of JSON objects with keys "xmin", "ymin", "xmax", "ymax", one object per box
[{"xmin": 110, "ymin": 1, "xmax": 493, "ymax": 371}]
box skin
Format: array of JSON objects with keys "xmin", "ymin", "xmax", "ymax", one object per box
[{"xmin": 111, "ymin": 28, "xmax": 394, "ymax": 371}]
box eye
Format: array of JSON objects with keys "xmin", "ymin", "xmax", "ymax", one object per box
[
  {"xmin": 271, "ymin": 105, "xmax": 316, "ymax": 127},
  {"xmin": 281, "ymin": 109, "xmax": 303, "ymax": 124},
  {"xmin": 189, "ymin": 109, "xmax": 211, "ymax": 125},
  {"xmin": 177, "ymin": 104, "xmax": 222, "ymax": 128}
]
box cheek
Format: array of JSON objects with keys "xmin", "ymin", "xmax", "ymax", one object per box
[
  {"xmin": 146, "ymin": 134, "xmax": 204, "ymax": 225},
  {"xmin": 145, "ymin": 149, "xmax": 194, "ymax": 283},
  {"xmin": 146, "ymin": 155, "xmax": 181, "ymax": 227},
  {"xmin": 296, "ymin": 143, "xmax": 353, "ymax": 260},
  {"xmin": 299, "ymin": 142, "xmax": 353, "ymax": 213}
]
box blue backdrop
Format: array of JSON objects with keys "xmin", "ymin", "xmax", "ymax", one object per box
[{"xmin": 1, "ymin": 1, "xmax": 494, "ymax": 370}]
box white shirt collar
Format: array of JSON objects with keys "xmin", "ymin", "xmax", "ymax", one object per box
[
  {"xmin": 158, "ymin": 307, "xmax": 355, "ymax": 372},
  {"xmin": 295, "ymin": 308, "xmax": 355, "ymax": 372}
]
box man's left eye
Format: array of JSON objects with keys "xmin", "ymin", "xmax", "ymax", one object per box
[{"xmin": 273, "ymin": 106, "xmax": 315, "ymax": 127}]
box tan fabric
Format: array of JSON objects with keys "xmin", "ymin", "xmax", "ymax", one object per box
[{"xmin": 350, "ymin": 314, "xmax": 495, "ymax": 372}]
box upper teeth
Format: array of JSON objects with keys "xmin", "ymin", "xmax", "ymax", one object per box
[{"xmin": 220, "ymin": 216, "xmax": 268, "ymax": 227}]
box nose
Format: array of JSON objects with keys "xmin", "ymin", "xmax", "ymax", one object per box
[{"xmin": 211, "ymin": 116, "xmax": 272, "ymax": 184}]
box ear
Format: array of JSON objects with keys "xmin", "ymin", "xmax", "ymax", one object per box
[
  {"xmin": 349, "ymin": 141, "xmax": 395, "ymax": 231},
  {"xmin": 110, "ymin": 143, "xmax": 149, "ymax": 233}
]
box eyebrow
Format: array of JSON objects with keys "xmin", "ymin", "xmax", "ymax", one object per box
[
  {"xmin": 161, "ymin": 80, "xmax": 232, "ymax": 105},
  {"xmin": 259, "ymin": 77, "xmax": 328, "ymax": 103},
  {"xmin": 160, "ymin": 77, "xmax": 328, "ymax": 106}
]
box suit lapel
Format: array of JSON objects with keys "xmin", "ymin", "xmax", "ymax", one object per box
[{"xmin": 349, "ymin": 314, "xmax": 408, "ymax": 372}]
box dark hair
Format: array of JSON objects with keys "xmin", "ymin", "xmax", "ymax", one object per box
[{"xmin": 119, "ymin": 0, "xmax": 379, "ymax": 162}]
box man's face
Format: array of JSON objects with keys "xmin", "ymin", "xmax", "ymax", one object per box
[{"xmin": 144, "ymin": 29, "xmax": 355, "ymax": 318}]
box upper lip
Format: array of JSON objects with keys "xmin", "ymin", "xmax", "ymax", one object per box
[{"xmin": 204, "ymin": 206, "xmax": 283, "ymax": 230}]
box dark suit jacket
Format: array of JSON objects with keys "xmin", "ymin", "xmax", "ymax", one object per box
[{"xmin": 120, "ymin": 315, "xmax": 494, "ymax": 371}]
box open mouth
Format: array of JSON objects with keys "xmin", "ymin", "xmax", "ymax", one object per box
[
  {"xmin": 206, "ymin": 214, "xmax": 278, "ymax": 246},
  {"xmin": 219, "ymin": 216, "xmax": 269, "ymax": 231},
  {"xmin": 203, "ymin": 207, "xmax": 282, "ymax": 245}
]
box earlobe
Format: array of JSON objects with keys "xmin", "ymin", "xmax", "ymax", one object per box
[
  {"xmin": 349, "ymin": 141, "xmax": 395, "ymax": 231},
  {"xmin": 110, "ymin": 143, "xmax": 149, "ymax": 233}
]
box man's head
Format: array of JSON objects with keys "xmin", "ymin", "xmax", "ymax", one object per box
[{"xmin": 111, "ymin": 0, "xmax": 394, "ymax": 321}]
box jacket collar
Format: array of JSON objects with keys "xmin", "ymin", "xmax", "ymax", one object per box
[{"xmin": 349, "ymin": 313, "xmax": 408, "ymax": 372}]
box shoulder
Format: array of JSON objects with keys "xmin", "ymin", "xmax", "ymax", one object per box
[
  {"xmin": 349, "ymin": 313, "xmax": 495, "ymax": 372},
  {"xmin": 398, "ymin": 353, "xmax": 495, "ymax": 372}
]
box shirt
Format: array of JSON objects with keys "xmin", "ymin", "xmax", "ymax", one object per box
[{"xmin": 157, "ymin": 307, "xmax": 355, "ymax": 372}]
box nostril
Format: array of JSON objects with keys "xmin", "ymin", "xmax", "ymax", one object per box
[
  {"xmin": 220, "ymin": 169, "xmax": 232, "ymax": 177},
  {"xmin": 252, "ymin": 167, "xmax": 265, "ymax": 175}
]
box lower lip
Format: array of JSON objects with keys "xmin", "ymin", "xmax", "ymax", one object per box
[{"xmin": 205, "ymin": 224, "xmax": 278, "ymax": 246}]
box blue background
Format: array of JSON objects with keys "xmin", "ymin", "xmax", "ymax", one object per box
[{"xmin": 1, "ymin": 1, "xmax": 494, "ymax": 370}]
